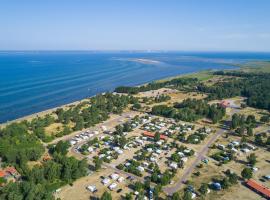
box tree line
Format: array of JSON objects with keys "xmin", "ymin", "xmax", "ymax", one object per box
[
  {"xmin": 115, "ymin": 77, "xmax": 198, "ymax": 94},
  {"xmin": 151, "ymin": 98, "xmax": 226, "ymax": 123}
]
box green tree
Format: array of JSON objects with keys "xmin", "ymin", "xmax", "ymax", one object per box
[
  {"xmin": 246, "ymin": 115, "xmax": 256, "ymax": 124},
  {"xmin": 255, "ymin": 134, "xmax": 264, "ymax": 146},
  {"xmin": 247, "ymin": 153, "xmax": 257, "ymax": 166},
  {"xmin": 132, "ymin": 103, "xmax": 141, "ymax": 110},
  {"xmin": 171, "ymin": 192, "xmax": 180, "ymax": 200},
  {"xmin": 118, "ymin": 136, "xmax": 128, "ymax": 148},
  {"xmin": 74, "ymin": 116, "xmax": 84, "ymax": 131},
  {"xmin": 93, "ymin": 156, "xmax": 103, "ymax": 171},
  {"xmin": 247, "ymin": 127, "xmax": 253, "ymax": 136},
  {"xmin": 199, "ymin": 183, "xmax": 208, "ymax": 195},
  {"xmin": 54, "ymin": 141, "xmax": 70, "ymax": 155},
  {"xmin": 241, "ymin": 168, "xmax": 253, "ymax": 179},
  {"xmin": 221, "ymin": 177, "xmax": 230, "ymax": 189},
  {"xmin": 228, "ymin": 173, "xmax": 238, "ymax": 184},
  {"xmin": 266, "ymin": 136, "xmax": 270, "ymax": 145},
  {"xmin": 134, "ymin": 181, "xmax": 144, "ymax": 192},
  {"xmin": 231, "ymin": 113, "xmax": 239, "ymax": 129},
  {"xmin": 153, "ymin": 184, "xmax": 162, "ymax": 198},
  {"xmin": 101, "ymin": 191, "xmax": 112, "ymax": 200},
  {"xmin": 44, "ymin": 161, "xmax": 61, "ymax": 181},
  {"xmin": 183, "ymin": 190, "xmax": 192, "ymax": 200},
  {"xmin": 0, "ymin": 177, "xmax": 7, "ymax": 185},
  {"xmin": 154, "ymin": 132, "xmax": 161, "ymax": 142},
  {"xmin": 260, "ymin": 115, "xmax": 269, "ymax": 123},
  {"xmin": 124, "ymin": 193, "xmax": 132, "ymax": 200}
]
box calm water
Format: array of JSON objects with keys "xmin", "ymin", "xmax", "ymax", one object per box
[{"xmin": 0, "ymin": 51, "xmax": 269, "ymax": 123}]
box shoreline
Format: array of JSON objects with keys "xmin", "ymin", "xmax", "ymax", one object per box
[
  {"xmin": 0, "ymin": 70, "xmax": 208, "ymax": 127},
  {"xmin": 0, "ymin": 64, "xmax": 249, "ymax": 127}
]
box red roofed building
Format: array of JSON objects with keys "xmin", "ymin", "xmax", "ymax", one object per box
[
  {"xmin": 246, "ymin": 179, "xmax": 270, "ymax": 199},
  {"xmin": 5, "ymin": 167, "xmax": 20, "ymax": 179},
  {"xmin": 0, "ymin": 170, "xmax": 6, "ymax": 178},
  {"xmin": 5, "ymin": 167, "xmax": 18, "ymax": 175},
  {"xmin": 143, "ymin": 131, "xmax": 167, "ymax": 140},
  {"xmin": 219, "ymin": 100, "xmax": 230, "ymax": 108},
  {"xmin": 0, "ymin": 166, "xmax": 21, "ymax": 185}
]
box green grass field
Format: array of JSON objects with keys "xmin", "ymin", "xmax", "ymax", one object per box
[{"xmin": 238, "ymin": 61, "xmax": 270, "ymax": 73}]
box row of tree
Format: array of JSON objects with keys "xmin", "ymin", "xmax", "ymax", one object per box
[{"xmin": 115, "ymin": 77, "xmax": 198, "ymax": 94}]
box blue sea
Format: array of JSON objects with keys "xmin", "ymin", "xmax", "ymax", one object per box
[{"xmin": 0, "ymin": 51, "xmax": 270, "ymax": 123}]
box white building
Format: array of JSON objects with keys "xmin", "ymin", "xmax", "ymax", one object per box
[
  {"xmin": 108, "ymin": 183, "xmax": 117, "ymax": 190},
  {"xmin": 69, "ymin": 140, "xmax": 77, "ymax": 145},
  {"xmin": 87, "ymin": 185, "xmax": 97, "ymax": 192},
  {"xmin": 150, "ymin": 157, "xmax": 157, "ymax": 162},
  {"xmin": 178, "ymin": 152, "xmax": 185, "ymax": 157},
  {"xmin": 110, "ymin": 173, "xmax": 119, "ymax": 180},
  {"xmin": 169, "ymin": 162, "xmax": 178, "ymax": 169},
  {"xmin": 137, "ymin": 166, "xmax": 144, "ymax": 172},
  {"xmin": 117, "ymin": 177, "xmax": 125, "ymax": 182},
  {"xmin": 88, "ymin": 147, "xmax": 94, "ymax": 152},
  {"xmin": 116, "ymin": 149, "xmax": 123, "ymax": 154},
  {"xmin": 102, "ymin": 178, "xmax": 110, "ymax": 185},
  {"xmin": 181, "ymin": 157, "xmax": 188, "ymax": 162}
]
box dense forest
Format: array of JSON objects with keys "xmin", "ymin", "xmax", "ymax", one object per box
[
  {"xmin": 0, "ymin": 122, "xmax": 88, "ymax": 200},
  {"xmin": 0, "ymin": 122, "xmax": 45, "ymax": 164},
  {"xmin": 198, "ymin": 71, "xmax": 270, "ymax": 111},
  {"xmin": 151, "ymin": 98, "xmax": 225, "ymax": 123},
  {"xmin": 114, "ymin": 77, "xmax": 198, "ymax": 94}
]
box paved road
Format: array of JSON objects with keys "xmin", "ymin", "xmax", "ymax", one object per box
[
  {"xmin": 66, "ymin": 100, "xmax": 241, "ymax": 196},
  {"xmin": 163, "ymin": 126, "xmax": 228, "ymax": 195},
  {"xmin": 163, "ymin": 103, "xmax": 240, "ymax": 195}
]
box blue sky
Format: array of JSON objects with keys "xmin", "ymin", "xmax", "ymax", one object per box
[{"xmin": 0, "ymin": 0, "xmax": 270, "ymax": 51}]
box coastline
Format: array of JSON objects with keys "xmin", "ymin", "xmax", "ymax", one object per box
[
  {"xmin": 0, "ymin": 63, "xmax": 258, "ymax": 127},
  {"xmin": 0, "ymin": 69, "xmax": 212, "ymax": 127},
  {"xmin": 0, "ymin": 99, "xmax": 87, "ymax": 128}
]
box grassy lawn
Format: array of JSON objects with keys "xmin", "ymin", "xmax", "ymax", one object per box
[
  {"xmin": 238, "ymin": 61, "xmax": 270, "ymax": 73},
  {"xmin": 182, "ymin": 70, "xmax": 215, "ymax": 81},
  {"xmin": 157, "ymin": 70, "xmax": 215, "ymax": 83}
]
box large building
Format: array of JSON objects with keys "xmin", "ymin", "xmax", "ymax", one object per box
[{"xmin": 246, "ymin": 179, "xmax": 270, "ymax": 199}]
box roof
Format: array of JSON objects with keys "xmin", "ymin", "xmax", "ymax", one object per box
[
  {"xmin": 220, "ymin": 100, "xmax": 230, "ymax": 108},
  {"xmin": 0, "ymin": 170, "xmax": 6, "ymax": 178},
  {"xmin": 246, "ymin": 179, "xmax": 270, "ymax": 198},
  {"xmin": 5, "ymin": 167, "xmax": 18, "ymax": 175},
  {"xmin": 143, "ymin": 131, "xmax": 167, "ymax": 140}
]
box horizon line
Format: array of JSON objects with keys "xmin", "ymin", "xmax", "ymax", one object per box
[{"xmin": 1, "ymin": 50, "xmax": 270, "ymax": 53}]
